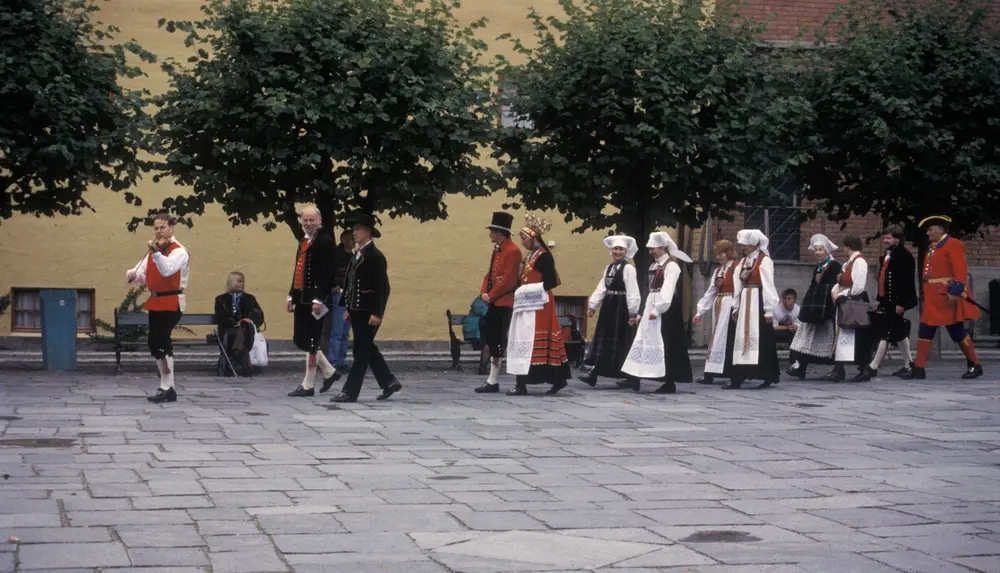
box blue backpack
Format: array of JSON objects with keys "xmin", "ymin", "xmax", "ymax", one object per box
[{"xmin": 462, "ymin": 297, "xmax": 489, "ymax": 350}]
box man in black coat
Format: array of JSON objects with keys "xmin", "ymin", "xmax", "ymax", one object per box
[
  {"xmin": 330, "ymin": 212, "xmax": 401, "ymax": 403},
  {"xmin": 214, "ymin": 271, "xmax": 265, "ymax": 377},
  {"xmin": 858, "ymin": 224, "xmax": 918, "ymax": 381},
  {"xmin": 286, "ymin": 206, "xmax": 341, "ymax": 397}
]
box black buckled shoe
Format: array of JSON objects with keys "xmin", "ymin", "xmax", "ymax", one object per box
[
  {"xmin": 376, "ymin": 380, "xmax": 402, "ymax": 401},
  {"xmin": 892, "ymin": 363, "xmax": 914, "ymax": 378},
  {"xmin": 962, "ymin": 364, "xmax": 984, "ymax": 379},
  {"xmin": 722, "ymin": 379, "xmax": 744, "ymax": 390},
  {"xmin": 695, "ymin": 375, "xmax": 715, "ymax": 385},
  {"xmin": 474, "ymin": 382, "xmax": 500, "ymax": 394},
  {"xmin": 786, "ymin": 365, "xmax": 807, "ymax": 380},
  {"xmin": 319, "ymin": 372, "xmax": 342, "ymax": 394},
  {"xmin": 330, "ymin": 392, "xmax": 356, "ymax": 403},
  {"xmin": 900, "ymin": 366, "xmax": 926, "ymax": 380},
  {"xmin": 288, "ymin": 386, "xmax": 315, "ymax": 397},
  {"xmin": 577, "ymin": 372, "xmax": 598, "ymax": 387},
  {"xmin": 506, "ymin": 385, "xmax": 528, "ymax": 396},
  {"xmin": 756, "ymin": 380, "xmax": 775, "ymax": 389},
  {"xmin": 147, "ymin": 387, "xmax": 177, "ymax": 403}
]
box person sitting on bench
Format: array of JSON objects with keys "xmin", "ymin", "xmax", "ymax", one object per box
[{"xmin": 214, "ymin": 271, "xmax": 264, "ymax": 377}]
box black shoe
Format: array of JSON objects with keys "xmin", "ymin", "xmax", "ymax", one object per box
[
  {"xmin": 288, "ymin": 386, "xmax": 315, "ymax": 397},
  {"xmin": 577, "ymin": 373, "xmax": 598, "ymax": 387},
  {"xmin": 330, "ymin": 392, "xmax": 356, "ymax": 403},
  {"xmin": 756, "ymin": 380, "xmax": 775, "ymax": 389},
  {"xmin": 823, "ymin": 366, "xmax": 846, "ymax": 382},
  {"xmin": 653, "ymin": 382, "xmax": 676, "ymax": 394},
  {"xmin": 376, "ymin": 380, "xmax": 402, "ymax": 401},
  {"xmin": 616, "ymin": 378, "xmax": 640, "ymax": 392},
  {"xmin": 147, "ymin": 387, "xmax": 177, "ymax": 403},
  {"xmin": 319, "ymin": 372, "xmax": 342, "ymax": 394},
  {"xmin": 892, "ymin": 363, "xmax": 914, "ymax": 377},
  {"xmin": 475, "ymin": 382, "xmax": 500, "ymax": 394},
  {"xmin": 695, "ymin": 375, "xmax": 715, "ymax": 385},
  {"xmin": 722, "ymin": 379, "xmax": 743, "ymax": 390},
  {"xmin": 546, "ymin": 380, "xmax": 568, "ymax": 395},
  {"xmin": 506, "ymin": 386, "xmax": 527, "ymax": 396},
  {"xmin": 900, "ymin": 366, "xmax": 926, "ymax": 380},
  {"xmin": 962, "ymin": 364, "xmax": 984, "ymax": 379},
  {"xmin": 786, "ymin": 365, "xmax": 807, "ymax": 380},
  {"xmin": 850, "ymin": 367, "xmax": 874, "ymax": 383}
]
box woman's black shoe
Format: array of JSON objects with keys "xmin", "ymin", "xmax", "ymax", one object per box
[
  {"xmin": 722, "ymin": 379, "xmax": 743, "ymax": 390},
  {"xmin": 506, "ymin": 386, "xmax": 528, "ymax": 396},
  {"xmin": 545, "ymin": 380, "xmax": 568, "ymax": 395},
  {"xmin": 653, "ymin": 382, "xmax": 676, "ymax": 394},
  {"xmin": 822, "ymin": 365, "xmax": 846, "ymax": 382},
  {"xmin": 147, "ymin": 387, "xmax": 177, "ymax": 403},
  {"xmin": 850, "ymin": 367, "xmax": 874, "ymax": 383}
]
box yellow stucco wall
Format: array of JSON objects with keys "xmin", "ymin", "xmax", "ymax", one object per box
[{"xmin": 0, "ymin": 0, "xmax": 691, "ymax": 341}]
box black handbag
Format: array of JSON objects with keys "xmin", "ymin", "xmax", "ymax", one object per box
[{"xmin": 837, "ymin": 296, "xmax": 872, "ymax": 329}]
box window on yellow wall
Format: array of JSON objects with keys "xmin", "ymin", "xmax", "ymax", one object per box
[
  {"xmin": 499, "ymin": 81, "xmax": 533, "ymax": 130},
  {"xmin": 11, "ymin": 289, "xmax": 96, "ymax": 333}
]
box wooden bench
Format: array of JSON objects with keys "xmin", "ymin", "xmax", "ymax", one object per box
[
  {"xmin": 446, "ymin": 310, "xmax": 586, "ymax": 373},
  {"xmin": 114, "ymin": 310, "xmax": 217, "ymax": 373}
]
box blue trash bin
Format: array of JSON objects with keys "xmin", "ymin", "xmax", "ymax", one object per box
[{"xmin": 39, "ymin": 289, "xmax": 77, "ymax": 371}]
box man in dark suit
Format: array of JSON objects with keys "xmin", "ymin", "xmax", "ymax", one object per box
[
  {"xmin": 286, "ymin": 206, "xmax": 341, "ymax": 397},
  {"xmin": 860, "ymin": 224, "xmax": 919, "ymax": 381},
  {"xmin": 330, "ymin": 212, "xmax": 401, "ymax": 403}
]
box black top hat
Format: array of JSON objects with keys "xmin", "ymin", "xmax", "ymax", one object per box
[
  {"xmin": 347, "ymin": 212, "xmax": 381, "ymax": 238},
  {"xmin": 487, "ymin": 212, "xmax": 514, "ymax": 234}
]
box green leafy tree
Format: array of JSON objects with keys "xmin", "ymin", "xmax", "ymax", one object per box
[
  {"xmin": 0, "ymin": 0, "xmax": 153, "ymax": 223},
  {"xmin": 494, "ymin": 0, "xmax": 809, "ymax": 261},
  {"xmin": 140, "ymin": 0, "xmax": 503, "ymax": 238},
  {"xmin": 795, "ymin": 0, "xmax": 1000, "ymax": 242}
]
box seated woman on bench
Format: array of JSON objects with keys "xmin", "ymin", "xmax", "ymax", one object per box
[{"xmin": 214, "ymin": 271, "xmax": 264, "ymax": 377}]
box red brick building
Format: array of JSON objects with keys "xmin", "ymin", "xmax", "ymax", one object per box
[{"xmin": 712, "ymin": 0, "xmax": 1000, "ymax": 268}]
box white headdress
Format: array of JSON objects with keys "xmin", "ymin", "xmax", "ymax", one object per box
[
  {"xmin": 736, "ymin": 229, "xmax": 770, "ymax": 256},
  {"xmin": 646, "ymin": 231, "xmax": 693, "ymax": 263},
  {"xmin": 603, "ymin": 234, "xmax": 638, "ymax": 259},
  {"xmin": 809, "ymin": 233, "xmax": 838, "ymax": 254}
]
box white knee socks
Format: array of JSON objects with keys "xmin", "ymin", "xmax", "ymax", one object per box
[
  {"xmin": 486, "ymin": 362, "xmax": 499, "ymax": 385},
  {"xmin": 155, "ymin": 359, "xmax": 167, "ymax": 390},
  {"xmin": 164, "ymin": 356, "xmax": 175, "ymax": 390},
  {"xmin": 870, "ymin": 341, "xmax": 889, "ymax": 370},
  {"xmin": 316, "ymin": 352, "xmax": 335, "ymax": 379},
  {"xmin": 898, "ymin": 338, "xmax": 913, "ymax": 363},
  {"xmin": 302, "ymin": 353, "xmax": 317, "ymax": 390}
]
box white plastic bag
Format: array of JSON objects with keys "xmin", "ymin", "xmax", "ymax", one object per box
[{"xmin": 250, "ymin": 325, "xmax": 268, "ymax": 367}]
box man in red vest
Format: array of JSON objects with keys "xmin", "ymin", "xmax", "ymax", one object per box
[
  {"xmin": 903, "ymin": 215, "xmax": 984, "ymax": 380},
  {"xmin": 126, "ymin": 213, "xmax": 191, "ymax": 403},
  {"xmin": 475, "ymin": 212, "xmax": 523, "ymax": 394},
  {"xmin": 286, "ymin": 206, "xmax": 341, "ymax": 397}
]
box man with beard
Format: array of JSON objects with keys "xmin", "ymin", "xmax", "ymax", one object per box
[{"xmin": 858, "ymin": 225, "xmax": 917, "ymax": 381}]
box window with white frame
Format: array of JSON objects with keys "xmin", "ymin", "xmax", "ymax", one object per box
[
  {"xmin": 11, "ymin": 289, "xmax": 96, "ymax": 333},
  {"xmin": 499, "ymin": 81, "xmax": 533, "ymax": 130}
]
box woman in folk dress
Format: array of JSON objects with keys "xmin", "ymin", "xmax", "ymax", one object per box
[
  {"xmin": 694, "ymin": 239, "xmax": 737, "ymax": 385},
  {"xmin": 578, "ymin": 234, "xmax": 641, "ymax": 387},
  {"xmin": 787, "ymin": 234, "xmax": 843, "ymax": 380},
  {"xmin": 620, "ymin": 231, "xmax": 693, "ymax": 394},
  {"xmin": 832, "ymin": 235, "xmax": 873, "ymax": 383},
  {"xmin": 505, "ymin": 215, "xmax": 572, "ymax": 395},
  {"xmin": 723, "ymin": 229, "xmax": 780, "ymax": 389}
]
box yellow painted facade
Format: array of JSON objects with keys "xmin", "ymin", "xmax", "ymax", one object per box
[{"xmin": 0, "ymin": 0, "xmax": 698, "ymax": 341}]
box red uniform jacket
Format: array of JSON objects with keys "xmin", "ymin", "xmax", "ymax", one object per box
[
  {"xmin": 921, "ymin": 235, "xmax": 980, "ymax": 326},
  {"xmin": 481, "ymin": 238, "xmax": 523, "ymax": 308}
]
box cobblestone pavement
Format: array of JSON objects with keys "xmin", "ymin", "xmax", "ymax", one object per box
[{"xmin": 1, "ymin": 363, "xmax": 999, "ymax": 573}]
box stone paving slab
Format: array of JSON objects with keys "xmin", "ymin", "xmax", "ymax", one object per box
[{"xmin": 1, "ymin": 364, "xmax": 999, "ymax": 572}]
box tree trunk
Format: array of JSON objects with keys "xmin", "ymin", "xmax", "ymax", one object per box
[{"xmin": 282, "ymin": 209, "xmax": 304, "ymax": 242}]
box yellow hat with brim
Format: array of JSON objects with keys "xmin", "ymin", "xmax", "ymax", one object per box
[{"xmin": 918, "ymin": 215, "xmax": 952, "ymax": 229}]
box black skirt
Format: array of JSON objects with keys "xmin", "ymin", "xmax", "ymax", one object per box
[
  {"xmin": 723, "ymin": 296, "xmax": 780, "ymax": 382},
  {"xmin": 653, "ymin": 288, "xmax": 692, "ymax": 383},
  {"xmin": 584, "ymin": 293, "xmax": 636, "ymax": 377}
]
